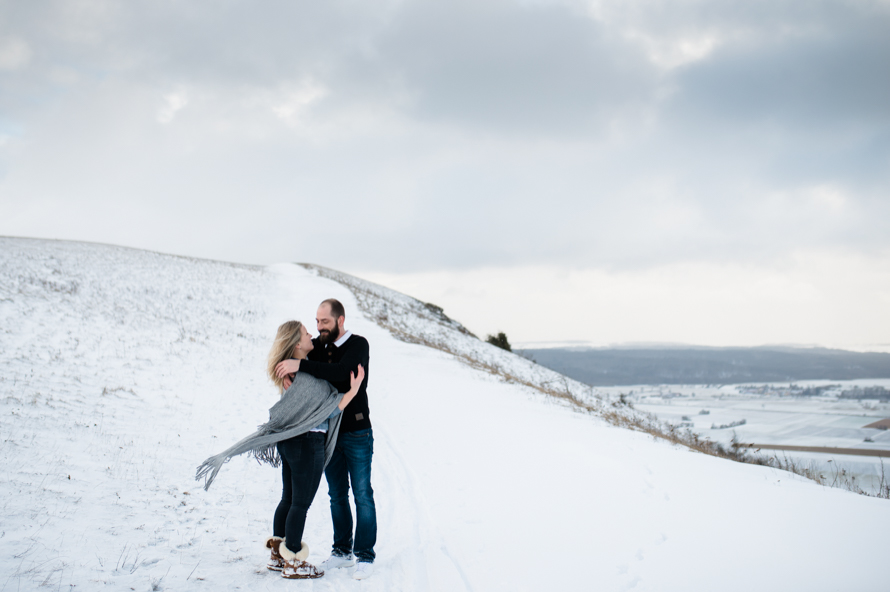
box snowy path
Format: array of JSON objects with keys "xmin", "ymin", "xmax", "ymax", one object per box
[
  {"xmin": 0, "ymin": 241, "xmax": 471, "ymax": 592},
  {"xmin": 2, "ymin": 238, "xmax": 889, "ymax": 592}
]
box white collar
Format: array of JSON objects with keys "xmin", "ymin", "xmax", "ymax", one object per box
[{"xmin": 333, "ymin": 330, "xmax": 352, "ymax": 348}]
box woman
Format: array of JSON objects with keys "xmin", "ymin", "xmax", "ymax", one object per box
[{"xmin": 196, "ymin": 320, "xmax": 364, "ymax": 580}]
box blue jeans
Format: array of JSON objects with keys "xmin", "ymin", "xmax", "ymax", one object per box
[
  {"xmin": 325, "ymin": 427, "xmax": 377, "ymax": 563},
  {"xmin": 273, "ymin": 432, "xmax": 325, "ymax": 555}
]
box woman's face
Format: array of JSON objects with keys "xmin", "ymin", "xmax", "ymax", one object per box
[{"xmin": 295, "ymin": 325, "xmax": 314, "ymax": 358}]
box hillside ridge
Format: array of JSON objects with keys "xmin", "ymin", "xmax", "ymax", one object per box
[{"xmin": 2, "ymin": 237, "xmax": 889, "ymax": 592}]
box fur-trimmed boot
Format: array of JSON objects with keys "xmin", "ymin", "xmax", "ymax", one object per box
[
  {"xmin": 265, "ymin": 536, "xmax": 285, "ymax": 571},
  {"xmin": 279, "ymin": 539, "xmax": 323, "ymax": 579}
]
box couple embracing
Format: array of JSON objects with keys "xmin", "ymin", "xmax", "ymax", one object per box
[{"xmin": 197, "ymin": 298, "xmax": 377, "ymax": 580}]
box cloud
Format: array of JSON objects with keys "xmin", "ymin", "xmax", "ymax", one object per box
[
  {"xmin": 368, "ymin": 0, "xmax": 657, "ymax": 135},
  {"xmin": 0, "ymin": 0, "xmax": 888, "ymax": 277},
  {"xmin": 157, "ymin": 90, "xmax": 188, "ymax": 124},
  {"xmin": 0, "ymin": 37, "xmax": 31, "ymax": 70},
  {"xmin": 361, "ymin": 249, "xmax": 890, "ymax": 346},
  {"xmin": 668, "ymin": 3, "xmax": 890, "ymax": 129}
]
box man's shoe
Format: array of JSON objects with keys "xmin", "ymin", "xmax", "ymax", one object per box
[
  {"xmin": 319, "ymin": 554, "xmax": 355, "ymax": 571},
  {"xmin": 353, "ymin": 562, "xmax": 374, "ymax": 580}
]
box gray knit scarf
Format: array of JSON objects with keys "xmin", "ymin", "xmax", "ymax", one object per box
[{"xmin": 196, "ymin": 372, "xmax": 344, "ymax": 490}]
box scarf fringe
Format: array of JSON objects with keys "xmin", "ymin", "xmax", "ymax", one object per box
[
  {"xmin": 251, "ymin": 444, "xmax": 281, "ymax": 467},
  {"xmin": 196, "ymin": 454, "xmax": 227, "ymax": 491},
  {"xmin": 196, "ymin": 444, "xmax": 281, "ymax": 491}
]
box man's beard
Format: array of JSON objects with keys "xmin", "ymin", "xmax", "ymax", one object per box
[{"xmin": 318, "ymin": 324, "xmax": 341, "ymax": 344}]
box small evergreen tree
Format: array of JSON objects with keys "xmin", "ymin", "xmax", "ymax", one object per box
[{"xmin": 486, "ymin": 332, "xmax": 512, "ymax": 352}]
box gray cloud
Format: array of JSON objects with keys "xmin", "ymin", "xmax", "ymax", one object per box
[
  {"xmin": 369, "ymin": 0, "xmax": 657, "ymax": 135},
  {"xmin": 669, "ymin": 3, "xmax": 890, "ymax": 127},
  {"xmin": 1, "ymin": 0, "xmax": 888, "ymax": 275}
]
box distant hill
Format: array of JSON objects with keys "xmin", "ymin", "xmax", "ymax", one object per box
[{"xmin": 517, "ymin": 346, "xmax": 890, "ymax": 386}]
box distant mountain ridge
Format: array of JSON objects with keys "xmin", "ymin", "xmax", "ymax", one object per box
[{"xmin": 518, "ymin": 346, "xmax": 890, "ymax": 386}]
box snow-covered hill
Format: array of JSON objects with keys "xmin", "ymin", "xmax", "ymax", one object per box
[{"xmin": 1, "ymin": 237, "xmax": 888, "ymax": 592}]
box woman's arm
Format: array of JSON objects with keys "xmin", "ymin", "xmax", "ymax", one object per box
[{"xmin": 338, "ymin": 364, "xmax": 365, "ymax": 410}]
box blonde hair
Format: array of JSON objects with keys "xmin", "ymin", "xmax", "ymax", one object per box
[{"xmin": 267, "ymin": 320, "xmax": 304, "ymax": 393}]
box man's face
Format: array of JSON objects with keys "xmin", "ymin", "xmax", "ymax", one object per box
[{"xmin": 316, "ymin": 304, "xmax": 342, "ymax": 344}]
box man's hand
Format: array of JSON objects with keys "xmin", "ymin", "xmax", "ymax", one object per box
[
  {"xmin": 275, "ymin": 359, "xmax": 300, "ymax": 379},
  {"xmin": 338, "ymin": 365, "xmax": 365, "ymax": 410},
  {"xmin": 283, "ymin": 375, "xmax": 293, "ymax": 389},
  {"xmin": 350, "ymin": 365, "xmax": 365, "ymax": 391}
]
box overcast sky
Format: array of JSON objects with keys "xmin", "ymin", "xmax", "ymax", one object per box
[{"xmin": 2, "ymin": 0, "xmax": 888, "ymax": 348}]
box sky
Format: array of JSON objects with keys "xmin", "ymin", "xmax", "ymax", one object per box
[{"xmin": 1, "ymin": 0, "xmax": 889, "ymax": 348}]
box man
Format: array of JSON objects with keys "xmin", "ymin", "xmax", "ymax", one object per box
[{"xmin": 276, "ymin": 298, "xmax": 377, "ymax": 580}]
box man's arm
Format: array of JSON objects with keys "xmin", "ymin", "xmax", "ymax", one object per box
[
  {"xmin": 300, "ymin": 337, "xmax": 369, "ymax": 384},
  {"xmin": 275, "ymin": 337, "xmax": 332, "ymax": 388}
]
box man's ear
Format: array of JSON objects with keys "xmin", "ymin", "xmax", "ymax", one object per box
[{"xmin": 338, "ymin": 316, "xmax": 346, "ymax": 330}]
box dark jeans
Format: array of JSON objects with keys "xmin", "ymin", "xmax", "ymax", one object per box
[
  {"xmin": 273, "ymin": 432, "xmax": 325, "ymax": 554},
  {"xmin": 325, "ymin": 427, "xmax": 377, "ymax": 563}
]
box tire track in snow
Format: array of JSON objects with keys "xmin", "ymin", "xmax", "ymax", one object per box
[{"xmin": 372, "ymin": 423, "xmax": 475, "ymax": 592}]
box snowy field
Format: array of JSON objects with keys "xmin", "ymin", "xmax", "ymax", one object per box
[
  {"xmin": 610, "ymin": 382, "xmax": 890, "ymax": 492},
  {"xmin": 2, "ymin": 237, "xmax": 889, "ymax": 592}
]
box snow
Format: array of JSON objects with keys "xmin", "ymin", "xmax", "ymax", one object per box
[
  {"xmin": 617, "ymin": 383, "xmax": 890, "ymax": 491},
  {"xmin": 2, "ymin": 237, "xmax": 889, "ymax": 592}
]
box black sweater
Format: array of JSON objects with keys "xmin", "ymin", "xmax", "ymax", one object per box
[{"xmin": 300, "ymin": 333, "xmax": 371, "ymax": 433}]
